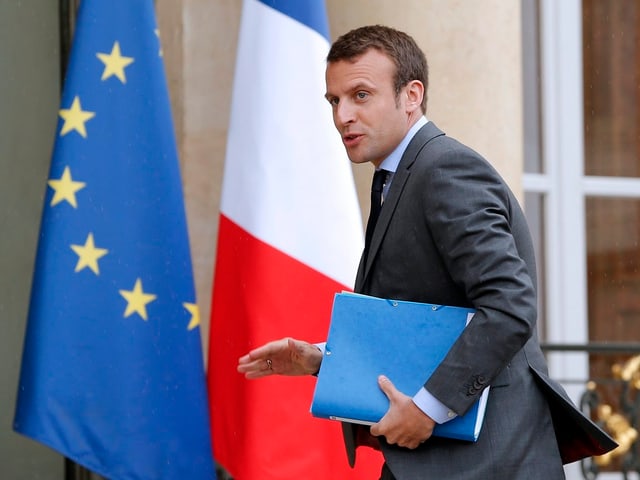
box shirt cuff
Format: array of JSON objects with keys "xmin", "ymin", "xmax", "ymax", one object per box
[
  {"xmin": 311, "ymin": 342, "xmax": 326, "ymax": 376},
  {"xmin": 413, "ymin": 387, "xmax": 457, "ymax": 424}
]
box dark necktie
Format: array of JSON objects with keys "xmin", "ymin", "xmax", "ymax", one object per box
[{"xmin": 364, "ymin": 169, "xmax": 389, "ymax": 256}]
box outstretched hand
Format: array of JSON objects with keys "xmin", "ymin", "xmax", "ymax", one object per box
[
  {"xmin": 237, "ymin": 338, "xmax": 323, "ymax": 379},
  {"xmin": 370, "ymin": 375, "xmax": 436, "ymax": 449}
]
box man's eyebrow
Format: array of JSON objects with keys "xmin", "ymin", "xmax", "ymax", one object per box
[
  {"xmin": 348, "ymin": 82, "xmax": 375, "ymax": 94},
  {"xmin": 325, "ymin": 83, "xmax": 372, "ymax": 100}
]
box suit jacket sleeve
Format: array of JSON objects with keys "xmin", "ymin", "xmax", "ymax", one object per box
[{"xmin": 418, "ymin": 142, "xmax": 538, "ymax": 416}]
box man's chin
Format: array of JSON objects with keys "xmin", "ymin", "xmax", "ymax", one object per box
[{"xmin": 345, "ymin": 153, "xmax": 372, "ymax": 166}]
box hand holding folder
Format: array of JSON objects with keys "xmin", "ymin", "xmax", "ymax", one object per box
[{"xmin": 311, "ymin": 292, "xmax": 489, "ymax": 442}]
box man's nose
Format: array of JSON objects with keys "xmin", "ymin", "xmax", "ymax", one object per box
[{"xmin": 335, "ymin": 101, "xmax": 355, "ymax": 126}]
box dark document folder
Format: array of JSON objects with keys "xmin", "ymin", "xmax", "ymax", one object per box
[{"xmin": 311, "ymin": 292, "xmax": 489, "ymax": 442}]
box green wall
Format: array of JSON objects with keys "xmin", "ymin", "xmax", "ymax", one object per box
[{"xmin": 0, "ymin": 1, "xmax": 65, "ymax": 477}]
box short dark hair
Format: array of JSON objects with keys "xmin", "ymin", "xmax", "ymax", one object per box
[{"xmin": 327, "ymin": 25, "xmax": 429, "ymax": 112}]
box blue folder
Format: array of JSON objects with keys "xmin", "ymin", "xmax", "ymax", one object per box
[{"xmin": 311, "ymin": 292, "xmax": 489, "ymax": 442}]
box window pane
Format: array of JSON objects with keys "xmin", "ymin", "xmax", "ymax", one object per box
[
  {"xmin": 583, "ymin": 0, "xmax": 640, "ymax": 177},
  {"xmin": 586, "ymin": 195, "xmax": 640, "ymax": 459},
  {"xmin": 524, "ymin": 192, "xmax": 547, "ymax": 339},
  {"xmin": 587, "ymin": 196, "xmax": 640, "ymax": 343},
  {"xmin": 522, "ymin": 0, "xmax": 543, "ymax": 174}
]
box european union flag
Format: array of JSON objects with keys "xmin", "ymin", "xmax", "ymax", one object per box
[{"xmin": 13, "ymin": 1, "xmax": 216, "ymax": 478}]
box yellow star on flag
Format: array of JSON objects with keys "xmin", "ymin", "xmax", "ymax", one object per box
[
  {"xmin": 59, "ymin": 96, "xmax": 95, "ymax": 138},
  {"xmin": 70, "ymin": 233, "xmax": 108, "ymax": 275},
  {"xmin": 183, "ymin": 302, "xmax": 201, "ymax": 331},
  {"xmin": 48, "ymin": 166, "xmax": 86, "ymax": 208},
  {"xmin": 97, "ymin": 41, "xmax": 135, "ymax": 83},
  {"xmin": 119, "ymin": 278, "xmax": 157, "ymax": 321}
]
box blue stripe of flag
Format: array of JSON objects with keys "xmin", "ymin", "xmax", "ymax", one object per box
[{"xmin": 257, "ymin": 0, "xmax": 330, "ymax": 40}]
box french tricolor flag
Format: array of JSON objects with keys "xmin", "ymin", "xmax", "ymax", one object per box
[{"xmin": 208, "ymin": 0, "xmax": 382, "ymax": 478}]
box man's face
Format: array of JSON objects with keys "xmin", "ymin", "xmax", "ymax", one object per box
[{"xmin": 325, "ymin": 49, "xmax": 413, "ymax": 168}]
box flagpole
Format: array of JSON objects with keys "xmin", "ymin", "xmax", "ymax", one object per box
[{"xmin": 65, "ymin": 458, "xmax": 102, "ymax": 480}]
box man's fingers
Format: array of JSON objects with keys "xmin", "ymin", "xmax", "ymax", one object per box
[
  {"xmin": 378, "ymin": 375, "xmax": 397, "ymax": 401},
  {"xmin": 370, "ymin": 376, "xmax": 395, "ymax": 437},
  {"xmin": 237, "ymin": 337, "xmax": 321, "ymax": 377}
]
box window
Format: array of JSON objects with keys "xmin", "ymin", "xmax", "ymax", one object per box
[{"xmin": 524, "ymin": 1, "xmax": 640, "ymax": 476}]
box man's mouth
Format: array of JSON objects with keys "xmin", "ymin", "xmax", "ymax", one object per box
[{"xmin": 343, "ymin": 133, "xmax": 362, "ymax": 147}]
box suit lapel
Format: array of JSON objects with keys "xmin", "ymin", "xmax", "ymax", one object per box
[{"xmin": 356, "ymin": 122, "xmax": 446, "ymax": 290}]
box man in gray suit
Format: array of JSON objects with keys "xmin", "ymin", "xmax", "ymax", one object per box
[{"xmin": 238, "ymin": 25, "xmax": 615, "ymax": 479}]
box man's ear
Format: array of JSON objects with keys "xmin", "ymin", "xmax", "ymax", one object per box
[{"xmin": 404, "ymin": 80, "xmax": 424, "ymax": 113}]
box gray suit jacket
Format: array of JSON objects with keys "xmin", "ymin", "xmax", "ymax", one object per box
[{"xmin": 342, "ymin": 122, "xmax": 615, "ymax": 479}]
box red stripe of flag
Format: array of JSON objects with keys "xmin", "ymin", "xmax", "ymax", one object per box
[{"xmin": 208, "ymin": 214, "xmax": 382, "ymax": 479}]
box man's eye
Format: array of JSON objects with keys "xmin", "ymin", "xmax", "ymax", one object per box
[
  {"xmin": 356, "ymin": 92, "xmax": 368, "ymax": 100},
  {"xmin": 328, "ymin": 97, "xmax": 339, "ymax": 106}
]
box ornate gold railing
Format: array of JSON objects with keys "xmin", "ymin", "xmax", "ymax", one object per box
[{"xmin": 542, "ymin": 343, "xmax": 640, "ymax": 479}]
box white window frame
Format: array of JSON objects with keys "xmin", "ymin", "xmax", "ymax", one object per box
[
  {"xmin": 527, "ymin": 1, "xmax": 640, "ymax": 478},
  {"xmin": 525, "ymin": 0, "xmax": 589, "ymax": 395},
  {"xmin": 530, "ymin": 0, "xmax": 640, "ymax": 378}
]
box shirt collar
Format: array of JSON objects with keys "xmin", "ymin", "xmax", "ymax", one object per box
[{"xmin": 379, "ymin": 116, "xmax": 428, "ymax": 173}]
